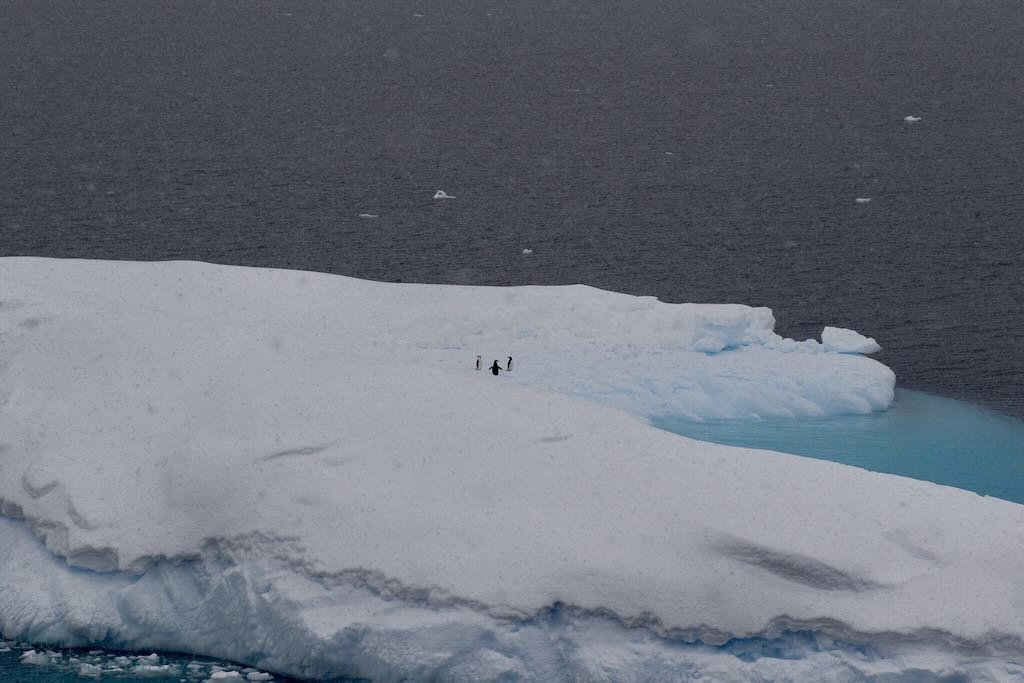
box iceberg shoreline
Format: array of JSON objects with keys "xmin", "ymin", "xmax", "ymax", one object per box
[{"xmin": 1, "ymin": 258, "xmax": 1020, "ymax": 681}]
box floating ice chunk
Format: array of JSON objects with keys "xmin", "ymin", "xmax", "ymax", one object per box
[
  {"xmin": 208, "ymin": 671, "xmax": 245, "ymax": 680},
  {"xmin": 246, "ymin": 673, "xmax": 274, "ymax": 681},
  {"xmin": 358, "ymin": 213, "xmax": 378, "ymax": 219},
  {"xmin": 20, "ymin": 649, "xmax": 50, "ymax": 665},
  {"xmin": 433, "ymin": 190, "xmax": 455, "ymax": 199},
  {"xmin": 79, "ymin": 662, "xmax": 104, "ymax": 678},
  {"xmin": 521, "ymin": 248, "xmax": 533, "ymax": 255},
  {"xmin": 130, "ymin": 663, "xmax": 176, "ymax": 677},
  {"xmin": 821, "ymin": 326, "xmax": 881, "ymax": 354},
  {"xmin": 904, "ymin": 115, "xmax": 922, "ymax": 123},
  {"xmin": 855, "ymin": 197, "xmax": 871, "ymax": 203}
]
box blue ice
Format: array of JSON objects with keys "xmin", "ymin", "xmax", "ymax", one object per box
[{"xmin": 654, "ymin": 389, "xmax": 1024, "ymax": 505}]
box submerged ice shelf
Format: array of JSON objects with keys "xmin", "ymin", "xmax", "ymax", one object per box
[
  {"xmin": 658, "ymin": 388, "xmax": 1024, "ymax": 505},
  {"xmin": 0, "ymin": 257, "xmax": 1021, "ymax": 681}
]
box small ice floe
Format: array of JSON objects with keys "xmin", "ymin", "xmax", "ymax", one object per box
[
  {"xmin": 855, "ymin": 197, "xmax": 872, "ymax": 204},
  {"xmin": 207, "ymin": 670, "xmax": 245, "ymax": 680},
  {"xmin": 131, "ymin": 663, "xmax": 176, "ymax": 676},
  {"xmin": 78, "ymin": 662, "xmax": 104, "ymax": 678},
  {"xmin": 358, "ymin": 213, "xmax": 379, "ymax": 219},
  {"xmin": 664, "ymin": 151, "xmax": 675, "ymax": 156},
  {"xmin": 904, "ymin": 115, "xmax": 922, "ymax": 123},
  {"xmin": 413, "ymin": 13, "xmax": 424, "ymax": 17},
  {"xmin": 433, "ymin": 190, "xmax": 455, "ymax": 200},
  {"xmin": 521, "ymin": 248, "xmax": 533, "ymax": 255},
  {"xmin": 20, "ymin": 650, "xmax": 51, "ymax": 665}
]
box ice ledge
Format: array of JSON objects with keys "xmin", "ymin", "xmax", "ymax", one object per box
[{"xmin": 1, "ymin": 516, "xmax": 1021, "ymax": 681}]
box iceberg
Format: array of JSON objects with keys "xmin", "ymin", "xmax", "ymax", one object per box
[{"xmin": 0, "ymin": 257, "xmax": 1021, "ymax": 681}]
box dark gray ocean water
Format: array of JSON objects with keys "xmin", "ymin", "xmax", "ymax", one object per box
[{"xmin": 2, "ymin": 1, "xmax": 1023, "ymax": 417}]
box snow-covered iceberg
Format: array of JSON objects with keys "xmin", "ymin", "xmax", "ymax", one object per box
[{"xmin": 1, "ymin": 257, "xmax": 1021, "ymax": 681}]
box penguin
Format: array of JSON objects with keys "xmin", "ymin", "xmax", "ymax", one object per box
[
  {"xmin": 475, "ymin": 355, "xmax": 481, "ymax": 371},
  {"xmin": 490, "ymin": 360, "xmax": 501, "ymax": 375},
  {"xmin": 507, "ymin": 356, "xmax": 513, "ymax": 372}
]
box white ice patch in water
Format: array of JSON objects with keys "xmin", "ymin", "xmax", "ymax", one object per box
[
  {"xmin": 78, "ymin": 662, "xmax": 103, "ymax": 678},
  {"xmin": 433, "ymin": 189, "xmax": 455, "ymax": 199},
  {"xmin": 904, "ymin": 115, "xmax": 922, "ymax": 122},
  {"xmin": 20, "ymin": 649, "xmax": 51, "ymax": 666}
]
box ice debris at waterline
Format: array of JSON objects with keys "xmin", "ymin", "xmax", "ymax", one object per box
[
  {"xmin": 1, "ymin": 257, "xmax": 1021, "ymax": 681},
  {"xmin": 4, "ymin": 641, "xmax": 278, "ymax": 681}
]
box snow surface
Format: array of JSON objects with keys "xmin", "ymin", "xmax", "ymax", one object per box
[{"xmin": 1, "ymin": 258, "xmax": 1022, "ymax": 681}]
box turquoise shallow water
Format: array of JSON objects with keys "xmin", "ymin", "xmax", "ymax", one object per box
[{"xmin": 654, "ymin": 388, "xmax": 1024, "ymax": 505}]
